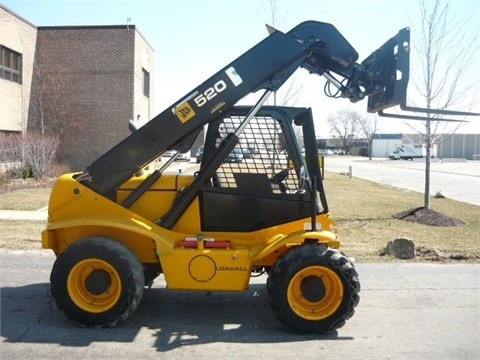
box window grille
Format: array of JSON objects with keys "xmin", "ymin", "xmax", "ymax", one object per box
[{"xmin": 212, "ymin": 114, "xmax": 301, "ymax": 194}]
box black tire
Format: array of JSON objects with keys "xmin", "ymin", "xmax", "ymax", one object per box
[
  {"xmin": 50, "ymin": 236, "xmax": 145, "ymax": 327},
  {"xmin": 267, "ymin": 242, "xmax": 360, "ymax": 334}
]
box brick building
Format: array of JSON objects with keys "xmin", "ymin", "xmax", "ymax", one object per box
[{"xmin": 0, "ymin": 5, "xmax": 154, "ymax": 171}]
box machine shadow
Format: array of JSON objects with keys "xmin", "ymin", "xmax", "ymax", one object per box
[
  {"xmin": 1, "ymin": 282, "xmax": 353, "ymax": 351},
  {"xmin": 138, "ymin": 283, "xmax": 352, "ymax": 352}
]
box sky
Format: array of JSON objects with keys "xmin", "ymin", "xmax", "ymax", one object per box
[{"xmin": 2, "ymin": 0, "xmax": 479, "ymax": 136}]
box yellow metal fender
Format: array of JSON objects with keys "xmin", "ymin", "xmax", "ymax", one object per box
[
  {"xmin": 42, "ymin": 173, "xmax": 180, "ymax": 262},
  {"xmin": 42, "ymin": 214, "xmax": 174, "ymax": 254},
  {"xmin": 249, "ymin": 229, "xmax": 340, "ymax": 266}
]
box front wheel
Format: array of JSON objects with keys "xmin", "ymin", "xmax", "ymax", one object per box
[
  {"xmin": 267, "ymin": 243, "xmax": 360, "ymax": 334},
  {"xmin": 50, "ymin": 236, "xmax": 145, "ymax": 327}
]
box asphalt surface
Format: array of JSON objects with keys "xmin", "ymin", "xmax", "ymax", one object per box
[
  {"xmin": 1, "ymin": 250, "xmax": 479, "ymax": 360},
  {"xmin": 323, "ymin": 157, "xmax": 479, "ymax": 206}
]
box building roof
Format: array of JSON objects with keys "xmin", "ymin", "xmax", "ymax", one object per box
[
  {"xmin": 373, "ymin": 133, "xmax": 402, "ymax": 140},
  {"xmin": 0, "ymin": 4, "xmax": 37, "ymax": 28},
  {"xmin": 37, "ymin": 25, "xmax": 136, "ymax": 30},
  {"xmin": 36, "ymin": 25, "xmax": 154, "ymax": 51}
]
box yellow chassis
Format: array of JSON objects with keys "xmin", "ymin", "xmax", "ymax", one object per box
[{"xmin": 43, "ymin": 173, "xmax": 340, "ymax": 291}]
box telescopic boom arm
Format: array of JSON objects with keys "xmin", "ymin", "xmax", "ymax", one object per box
[{"xmin": 77, "ymin": 21, "xmax": 412, "ymax": 200}]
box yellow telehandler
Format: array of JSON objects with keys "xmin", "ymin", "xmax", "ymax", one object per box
[{"xmin": 43, "ymin": 20, "xmax": 418, "ymax": 333}]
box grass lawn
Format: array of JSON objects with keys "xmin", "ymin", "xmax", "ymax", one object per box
[
  {"xmin": 0, "ymin": 187, "xmax": 51, "ymax": 210},
  {"xmin": 323, "ymin": 172, "xmax": 479, "ymax": 262}
]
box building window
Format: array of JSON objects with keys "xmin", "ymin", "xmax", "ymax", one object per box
[
  {"xmin": 0, "ymin": 46, "xmax": 22, "ymax": 84},
  {"xmin": 142, "ymin": 68, "xmax": 150, "ymax": 97}
]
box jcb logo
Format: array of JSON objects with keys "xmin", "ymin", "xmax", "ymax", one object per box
[
  {"xmin": 173, "ymin": 66, "xmax": 242, "ymax": 123},
  {"xmin": 175, "ymin": 102, "xmax": 196, "ymax": 123}
]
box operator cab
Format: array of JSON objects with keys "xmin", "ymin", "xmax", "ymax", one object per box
[{"xmin": 197, "ymin": 106, "xmax": 326, "ymax": 232}]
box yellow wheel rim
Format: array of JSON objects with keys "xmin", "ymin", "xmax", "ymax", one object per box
[
  {"xmin": 67, "ymin": 259, "xmax": 122, "ymax": 313},
  {"xmin": 287, "ymin": 266, "xmax": 344, "ymax": 320}
]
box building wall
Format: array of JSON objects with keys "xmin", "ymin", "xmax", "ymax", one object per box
[
  {"xmin": 400, "ymin": 133, "xmax": 479, "ymax": 159},
  {"xmin": 133, "ymin": 29, "xmax": 154, "ymax": 128},
  {"xmin": 27, "ymin": 25, "xmax": 154, "ymax": 171},
  {"xmin": 370, "ymin": 133, "xmax": 480, "ymax": 159},
  {"xmin": 371, "ymin": 139, "xmax": 403, "ymax": 158},
  {"xmin": 437, "ymin": 134, "xmax": 480, "ymax": 160},
  {"xmin": 0, "ymin": 6, "xmax": 37, "ymax": 134}
]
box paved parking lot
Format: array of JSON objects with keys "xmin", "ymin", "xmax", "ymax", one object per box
[
  {"xmin": 323, "ymin": 156, "xmax": 479, "ymax": 206},
  {"xmin": 1, "ymin": 250, "xmax": 479, "ymax": 360}
]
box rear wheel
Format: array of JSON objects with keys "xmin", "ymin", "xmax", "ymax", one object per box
[
  {"xmin": 50, "ymin": 236, "xmax": 144, "ymax": 327},
  {"xmin": 267, "ymin": 242, "xmax": 360, "ymax": 334}
]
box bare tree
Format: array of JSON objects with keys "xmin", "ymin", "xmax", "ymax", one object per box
[
  {"xmin": 0, "ymin": 133, "xmax": 23, "ymax": 177},
  {"xmin": 22, "ymin": 133, "xmax": 60, "ymax": 179},
  {"xmin": 327, "ymin": 109, "xmax": 362, "ymax": 154},
  {"xmin": 356, "ymin": 114, "xmax": 378, "ymax": 160},
  {"xmin": 409, "ymin": 0, "xmax": 479, "ymax": 209},
  {"xmin": 28, "ymin": 47, "xmax": 88, "ymax": 167},
  {"xmin": 29, "ymin": 59, "xmax": 86, "ymax": 137},
  {"xmin": 263, "ymin": 0, "xmax": 282, "ymax": 106},
  {"xmin": 260, "ymin": 0, "xmax": 301, "ymax": 107},
  {"xmin": 0, "ymin": 133, "xmax": 59, "ymax": 179}
]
